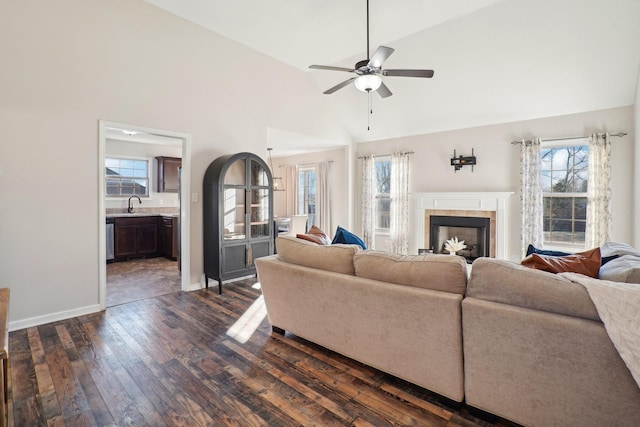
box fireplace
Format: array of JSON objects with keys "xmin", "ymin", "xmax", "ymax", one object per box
[
  {"xmin": 430, "ymin": 215, "xmax": 491, "ymax": 263},
  {"xmin": 409, "ymin": 192, "xmax": 512, "ymax": 259}
]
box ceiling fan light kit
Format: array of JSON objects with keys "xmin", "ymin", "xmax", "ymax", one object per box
[
  {"xmin": 354, "ymin": 74, "xmax": 382, "ymax": 92},
  {"xmin": 309, "ymin": 0, "xmax": 434, "ymax": 99}
]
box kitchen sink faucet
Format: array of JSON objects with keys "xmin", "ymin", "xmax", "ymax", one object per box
[{"xmin": 127, "ymin": 195, "xmax": 142, "ymax": 213}]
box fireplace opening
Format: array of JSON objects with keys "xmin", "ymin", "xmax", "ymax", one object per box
[{"xmin": 430, "ymin": 215, "xmax": 491, "ymax": 263}]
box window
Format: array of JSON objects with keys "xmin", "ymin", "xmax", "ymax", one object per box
[
  {"xmin": 105, "ymin": 157, "xmax": 149, "ymax": 197},
  {"xmin": 298, "ymin": 167, "xmax": 316, "ymax": 226},
  {"xmin": 375, "ymin": 157, "xmax": 391, "ymax": 230},
  {"xmin": 541, "ymin": 141, "xmax": 588, "ymax": 247}
]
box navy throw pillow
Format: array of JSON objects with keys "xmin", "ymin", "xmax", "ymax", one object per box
[
  {"xmin": 332, "ymin": 226, "xmax": 367, "ymax": 249},
  {"xmin": 526, "ymin": 244, "xmax": 571, "ymax": 257}
]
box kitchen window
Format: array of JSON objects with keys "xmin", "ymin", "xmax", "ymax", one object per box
[{"xmin": 105, "ymin": 157, "xmax": 149, "ymax": 197}]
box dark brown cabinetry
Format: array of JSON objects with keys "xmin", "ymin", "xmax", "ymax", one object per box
[
  {"xmin": 203, "ymin": 152, "xmax": 274, "ymax": 294},
  {"xmin": 160, "ymin": 216, "xmax": 179, "ymax": 260},
  {"xmin": 113, "ymin": 216, "xmax": 159, "ymax": 260},
  {"xmin": 156, "ymin": 156, "xmax": 181, "ymax": 193}
]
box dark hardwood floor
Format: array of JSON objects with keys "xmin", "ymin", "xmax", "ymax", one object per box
[
  {"xmin": 106, "ymin": 257, "xmax": 181, "ymax": 307},
  {"xmin": 9, "ymin": 278, "xmax": 513, "ymax": 427}
]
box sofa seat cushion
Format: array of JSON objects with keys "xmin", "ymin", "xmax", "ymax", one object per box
[
  {"xmin": 468, "ymin": 258, "xmax": 599, "ymax": 321},
  {"xmin": 276, "ymin": 236, "xmax": 360, "ymax": 275},
  {"xmin": 353, "ymin": 251, "xmax": 468, "ymax": 295}
]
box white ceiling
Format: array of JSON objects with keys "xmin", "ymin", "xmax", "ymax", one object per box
[{"xmin": 144, "ymin": 0, "xmax": 640, "ymax": 148}]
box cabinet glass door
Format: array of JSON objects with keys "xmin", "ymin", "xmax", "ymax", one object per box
[
  {"xmin": 222, "ymin": 187, "xmax": 246, "ymax": 240},
  {"xmin": 225, "ymin": 159, "xmax": 246, "ymax": 185},
  {"xmin": 250, "ymin": 189, "xmax": 270, "ymax": 237},
  {"xmin": 250, "ymin": 159, "xmax": 269, "ymax": 186}
]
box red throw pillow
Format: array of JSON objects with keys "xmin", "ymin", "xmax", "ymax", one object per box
[
  {"xmin": 296, "ymin": 225, "xmax": 331, "ymax": 245},
  {"xmin": 521, "ymin": 247, "xmax": 601, "ymax": 278}
]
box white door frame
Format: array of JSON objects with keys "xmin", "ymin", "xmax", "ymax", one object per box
[{"xmin": 98, "ymin": 120, "xmax": 192, "ymax": 309}]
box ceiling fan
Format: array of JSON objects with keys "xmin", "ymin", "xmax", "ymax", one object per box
[{"xmin": 309, "ymin": 0, "xmax": 434, "ymax": 98}]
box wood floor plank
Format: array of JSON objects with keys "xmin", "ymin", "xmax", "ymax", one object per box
[{"xmin": 9, "ymin": 277, "xmax": 515, "ymax": 427}]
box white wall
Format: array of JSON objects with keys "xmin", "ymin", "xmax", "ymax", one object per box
[
  {"xmin": 0, "ymin": 0, "xmax": 350, "ymax": 327},
  {"xmin": 105, "ymin": 139, "xmax": 182, "ymax": 210},
  {"xmin": 634, "ymin": 66, "xmax": 640, "ymax": 247},
  {"xmin": 271, "ymin": 147, "xmax": 350, "ymax": 238},
  {"xmin": 355, "ymin": 106, "xmax": 635, "ymax": 261}
]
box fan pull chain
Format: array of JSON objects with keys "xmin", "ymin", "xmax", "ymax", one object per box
[{"xmin": 367, "ymin": 91, "xmax": 373, "ymax": 131}]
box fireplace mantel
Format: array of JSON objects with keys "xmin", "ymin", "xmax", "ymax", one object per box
[{"xmin": 409, "ymin": 192, "xmax": 513, "ymax": 259}]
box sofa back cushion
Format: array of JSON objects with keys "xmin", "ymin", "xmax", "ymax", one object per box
[
  {"xmin": 354, "ymin": 251, "xmax": 468, "ymax": 295},
  {"xmin": 276, "ymin": 236, "xmax": 360, "ymax": 275},
  {"xmin": 468, "ymin": 258, "xmax": 599, "ymax": 321}
]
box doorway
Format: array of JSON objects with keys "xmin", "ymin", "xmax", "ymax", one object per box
[{"xmin": 98, "ymin": 121, "xmax": 192, "ymax": 309}]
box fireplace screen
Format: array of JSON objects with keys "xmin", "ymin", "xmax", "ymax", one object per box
[{"xmin": 430, "ymin": 215, "xmax": 490, "ymax": 262}]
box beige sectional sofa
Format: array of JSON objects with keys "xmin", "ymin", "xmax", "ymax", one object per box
[{"xmin": 254, "ymin": 236, "xmax": 640, "ymax": 426}]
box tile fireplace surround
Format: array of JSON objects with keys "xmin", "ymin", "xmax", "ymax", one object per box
[{"xmin": 409, "ymin": 192, "xmax": 513, "ymax": 258}]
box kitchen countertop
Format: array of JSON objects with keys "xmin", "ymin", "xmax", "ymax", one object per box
[{"xmin": 106, "ymin": 213, "xmax": 178, "ymax": 218}]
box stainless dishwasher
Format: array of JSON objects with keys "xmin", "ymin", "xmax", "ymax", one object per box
[{"xmin": 106, "ymin": 218, "xmax": 114, "ymax": 261}]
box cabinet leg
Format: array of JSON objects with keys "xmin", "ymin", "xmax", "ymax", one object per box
[
  {"xmin": 205, "ymin": 277, "xmax": 209, "ymax": 289},
  {"xmin": 218, "ymin": 279, "xmax": 223, "ymax": 295}
]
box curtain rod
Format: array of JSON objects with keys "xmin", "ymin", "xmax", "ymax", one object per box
[
  {"xmin": 510, "ymin": 132, "xmax": 627, "ymax": 145},
  {"xmin": 277, "ymin": 160, "xmax": 334, "ymax": 168},
  {"xmin": 357, "ymin": 151, "xmax": 415, "ymax": 159}
]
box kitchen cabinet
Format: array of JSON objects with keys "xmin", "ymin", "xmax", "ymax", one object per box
[
  {"xmin": 113, "ymin": 216, "xmax": 159, "ymax": 260},
  {"xmin": 160, "ymin": 216, "xmax": 179, "ymax": 260},
  {"xmin": 203, "ymin": 152, "xmax": 274, "ymax": 294},
  {"xmin": 156, "ymin": 156, "xmax": 181, "ymax": 193}
]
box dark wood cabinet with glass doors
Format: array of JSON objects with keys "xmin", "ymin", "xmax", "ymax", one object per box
[{"xmin": 203, "ymin": 152, "xmax": 274, "ymax": 294}]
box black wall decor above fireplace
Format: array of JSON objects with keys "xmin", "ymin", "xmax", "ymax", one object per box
[{"xmin": 430, "ymin": 215, "xmax": 491, "ymax": 263}]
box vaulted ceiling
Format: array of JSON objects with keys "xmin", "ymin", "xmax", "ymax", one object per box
[{"xmin": 144, "ymin": 0, "xmax": 640, "ymax": 146}]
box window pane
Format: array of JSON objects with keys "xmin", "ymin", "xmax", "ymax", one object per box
[
  {"xmin": 541, "ymin": 171, "xmax": 552, "ymax": 192},
  {"xmin": 133, "ymin": 168, "xmax": 147, "ymax": 178},
  {"xmin": 105, "ymin": 158, "xmax": 119, "ymax": 168},
  {"xmin": 574, "ymin": 197, "xmax": 587, "ymax": 220},
  {"xmin": 375, "ymin": 160, "xmax": 390, "ymax": 194},
  {"xmin": 105, "ymin": 157, "xmax": 149, "ymax": 197},
  {"xmin": 376, "ymin": 198, "xmax": 390, "ymax": 229}
]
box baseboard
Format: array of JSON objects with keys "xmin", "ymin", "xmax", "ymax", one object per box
[
  {"xmin": 8, "ymin": 304, "xmax": 103, "ymax": 332},
  {"xmin": 188, "ymin": 281, "xmax": 204, "ymax": 291}
]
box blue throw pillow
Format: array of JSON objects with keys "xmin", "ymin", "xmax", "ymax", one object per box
[{"xmin": 332, "ymin": 226, "xmax": 367, "ymax": 249}]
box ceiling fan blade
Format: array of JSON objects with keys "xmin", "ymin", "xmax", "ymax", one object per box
[
  {"xmin": 309, "ymin": 65, "xmax": 355, "ymax": 73},
  {"xmin": 383, "ymin": 69, "xmax": 434, "ymax": 78},
  {"xmin": 368, "ymin": 46, "xmax": 394, "ymax": 69},
  {"xmin": 323, "ymin": 77, "xmax": 356, "ymax": 94},
  {"xmin": 376, "ymin": 82, "xmax": 392, "ymax": 98}
]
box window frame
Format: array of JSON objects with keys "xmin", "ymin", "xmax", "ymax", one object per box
[
  {"xmin": 297, "ymin": 166, "xmax": 317, "ymax": 226},
  {"xmin": 105, "ymin": 156, "xmax": 151, "ymax": 198},
  {"xmin": 374, "ymin": 156, "xmax": 391, "ymax": 232},
  {"xmin": 540, "ymin": 138, "xmax": 589, "ymax": 250}
]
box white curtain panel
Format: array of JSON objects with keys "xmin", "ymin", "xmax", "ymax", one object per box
[
  {"xmin": 361, "ymin": 155, "xmax": 375, "ymax": 249},
  {"xmin": 390, "ymin": 152, "xmax": 410, "ymax": 255},
  {"xmin": 286, "ymin": 165, "xmax": 299, "ymax": 217},
  {"xmin": 586, "ymin": 133, "xmax": 612, "ymax": 247},
  {"xmin": 520, "ymin": 138, "xmax": 544, "ymax": 257},
  {"xmin": 316, "ymin": 161, "xmax": 332, "ymax": 235}
]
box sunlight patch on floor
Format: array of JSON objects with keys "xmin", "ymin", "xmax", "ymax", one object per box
[
  {"xmin": 226, "ymin": 294, "xmax": 267, "ymax": 343},
  {"xmin": 252, "ymin": 281, "xmax": 261, "ymax": 290}
]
